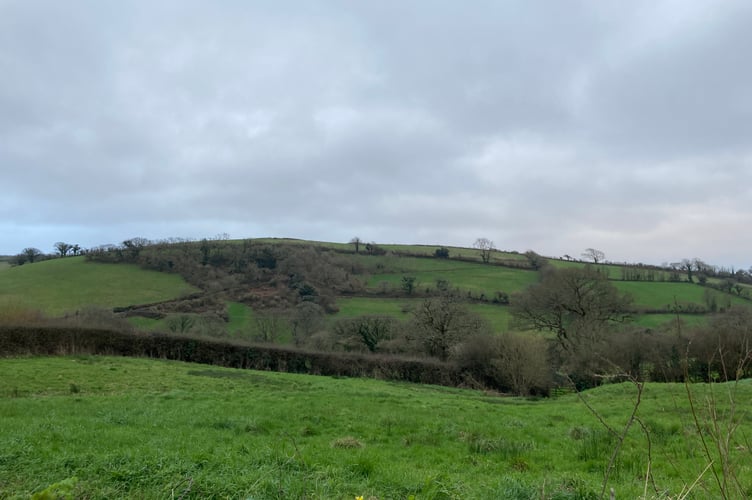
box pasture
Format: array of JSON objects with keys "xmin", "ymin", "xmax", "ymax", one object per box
[
  {"xmin": 0, "ymin": 257, "xmax": 197, "ymax": 316},
  {"xmin": 1, "ymin": 356, "xmax": 749, "ymax": 499},
  {"xmin": 612, "ymin": 281, "xmax": 746, "ymax": 310},
  {"xmin": 359, "ymin": 256, "xmax": 537, "ymax": 296}
]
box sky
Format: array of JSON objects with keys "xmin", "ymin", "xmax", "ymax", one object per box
[{"xmin": 3, "ymin": 1, "xmax": 752, "ymax": 268}]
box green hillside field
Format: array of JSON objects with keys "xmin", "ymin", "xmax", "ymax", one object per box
[
  {"xmin": 0, "ymin": 257, "xmax": 197, "ymax": 316},
  {"xmin": 1, "ymin": 356, "xmax": 749, "ymax": 499},
  {"xmin": 363, "ymin": 257, "xmax": 537, "ymax": 296}
]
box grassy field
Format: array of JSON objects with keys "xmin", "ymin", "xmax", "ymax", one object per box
[
  {"xmin": 359, "ymin": 257, "xmax": 538, "ymax": 296},
  {"xmin": 0, "ymin": 257, "xmax": 197, "ymax": 316},
  {"xmin": 0, "ymin": 356, "xmax": 749, "ymax": 499},
  {"xmin": 251, "ymin": 238, "xmax": 527, "ymax": 264},
  {"xmin": 335, "ymin": 297, "xmax": 418, "ymax": 319},
  {"xmin": 613, "ymin": 281, "xmax": 747, "ymax": 310},
  {"xmin": 226, "ymin": 301, "xmax": 255, "ymax": 333},
  {"xmin": 546, "ymin": 260, "xmax": 625, "ymax": 277}
]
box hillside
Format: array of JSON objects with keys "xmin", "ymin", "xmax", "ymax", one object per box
[
  {"xmin": 1, "ymin": 356, "xmax": 749, "ymax": 498},
  {"xmin": 3, "ymin": 238, "xmax": 751, "ymax": 393},
  {"xmin": 0, "ymin": 256, "xmax": 197, "ymax": 316},
  {"xmin": 2, "ymin": 238, "xmax": 747, "ymax": 331}
]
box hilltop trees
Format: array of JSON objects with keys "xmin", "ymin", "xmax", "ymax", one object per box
[
  {"xmin": 54, "ymin": 242, "xmax": 73, "ymax": 257},
  {"xmin": 581, "ymin": 248, "xmax": 605, "ymax": 264},
  {"xmin": 20, "ymin": 247, "xmax": 43, "ymax": 264}
]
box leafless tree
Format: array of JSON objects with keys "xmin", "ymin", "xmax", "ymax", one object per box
[
  {"xmin": 412, "ymin": 295, "xmax": 489, "ymax": 361},
  {"xmin": 54, "ymin": 242, "xmax": 72, "ymax": 257},
  {"xmin": 581, "ymin": 248, "xmax": 605, "ymax": 264},
  {"xmin": 22, "ymin": 247, "xmax": 42, "ymax": 263},
  {"xmin": 349, "ymin": 236, "xmax": 362, "ymax": 254},
  {"xmin": 473, "ymin": 238, "xmax": 495, "ymax": 264}
]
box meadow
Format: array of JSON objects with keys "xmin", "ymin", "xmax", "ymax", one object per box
[
  {"xmin": 1, "ymin": 356, "xmax": 749, "ymax": 499},
  {"xmin": 613, "ymin": 281, "xmax": 746, "ymax": 310},
  {"xmin": 362, "ymin": 257, "xmax": 538, "ymax": 296},
  {"xmin": 0, "ymin": 257, "xmax": 197, "ymax": 316}
]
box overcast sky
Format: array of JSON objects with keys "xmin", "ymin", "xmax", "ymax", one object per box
[{"xmin": 3, "ymin": 1, "xmax": 752, "ymax": 267}]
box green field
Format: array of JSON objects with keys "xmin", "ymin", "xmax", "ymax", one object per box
[
  {"xmin": 546, "ymin": 260, "xmax": 625, "ymax": 277},
  {"xmin": 1, "ymin": 356, "xmax": 749, "ymax": 499},
  {"xmin": 251, "ymin": 238, "xmax": 526, "ymax": 264},
  {"xmin": 360, "ymin": 257, "xmax": 537, "ymax": 296},
  {"xmin": 613, "ymin": 281, "xmax": 747, "ymax": 309},
  {"xmin": 335, "ymin": 297, "xmax": 419, "ymax": 319},
  {"xmin": 0, "ymin": 257, "xmax": 197, "ymax": 316},
  {"xmin": 0, "ymin": 261, "xmax": 10, "ymax": 272}
]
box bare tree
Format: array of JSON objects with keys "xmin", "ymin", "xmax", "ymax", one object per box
[
  {"xmin": 412, "ymin": 295, "xmax": 489, "ymax": 361},
  {"xmin": 349, "ymin": 236, "xmax": 362, "ymax": 254},
  {"xmin": 22, "ymin": 247, "xmax": 42, "ymax": 263},
  {"xmin": 54, "ymin": 242, "xmax": 72, "ymax": 257},
  {"xmin": 511, "ymin": 266, "xmax": 633, "ymax": 387},
  {"xmin": 122, "ymin": 237, "xmax": 150, "ymax": 260},
  {"xmin": 581, "ymin": 248, "xmax": 605, "ymax": 264},
  {"xmin": 473, "ymin": 238, "xmax": 495, "ymax": 264},
  {"xmin": 334, "ymin": 315, "xmax": 395, "ymax": 352},
  {"xmin": 253, "ymin": 309, "xmax": 285, "ymax": 343},
  {"xmin": 290, "ymin": 302, "xmax": 325, "ymax": 346},
  {"xmin": 511, "ymin": 266, "xmax": 632, "ymax": 348}
]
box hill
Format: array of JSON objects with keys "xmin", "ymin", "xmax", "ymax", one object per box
[
  {"xmin": 3, "ymin": 237, "xmax": 751, "ymax": 393},
  {"xmin": 3, "ymin": 238, "xmax": 747, "ymax": 332},
  {"xmin": 0, "ymin": 256, "xmax": 197, "ymax": 316},
  {"xmin": 1, "ymin": 355, "xmax": 749, "ymax": 498}
]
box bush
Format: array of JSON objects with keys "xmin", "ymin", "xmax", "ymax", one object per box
[{"xmin": 454, "ymin": 333, "xmax": 553, "ymax": 395}]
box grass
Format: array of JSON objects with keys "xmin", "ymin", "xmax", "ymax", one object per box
[
  {"xmin": 251, "ymin": 238, "xmax": 528, "ymax": 263},
  {"xmin": 0, "ymin": 257, "xmax": 197, "ymax": 316},
  {"xmin": 1, "ymin": 356, "xmax": 750, "ymax": 498},
  {"xmin": 613, "ymin": 281, "xmax": 747, "ymax": 309},
  {"xmin": 335, "ymin": 297, "xmax": 418, "ymax": 319},
  {"xmin": 360, "ymin": 257, "xmax": 538, "ymax": 296},
  {"xmin": 226, "ymin": 301, "xmax": 255, "ymax": 333}
]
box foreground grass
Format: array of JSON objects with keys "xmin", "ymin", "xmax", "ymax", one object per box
[
  {"xmin": 1, "ymin": 356, "xmax": 750, "ymax": 499},
  {"xmin": 0, "ymin": 257, "xmax": 198, "ymax": 316}
]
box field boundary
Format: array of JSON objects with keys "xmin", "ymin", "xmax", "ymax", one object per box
[{"xmin": 0, "ymin": 326, "xmax": 471, "ymax": 388}]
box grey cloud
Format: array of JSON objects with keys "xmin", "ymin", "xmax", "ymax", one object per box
[{"xmin": 3, "ymin": 1, "xmax": 752, "ymax": 267}]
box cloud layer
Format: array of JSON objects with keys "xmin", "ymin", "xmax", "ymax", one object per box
[{"xmin": 3, "ymin": 1, "xmax": 752, "ymax": 267}]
